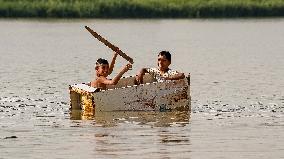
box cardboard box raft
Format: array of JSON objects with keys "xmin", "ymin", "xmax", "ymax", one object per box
[{"xmin": 69, "ymin": 74, "xmax": 191, "ymax": 112}]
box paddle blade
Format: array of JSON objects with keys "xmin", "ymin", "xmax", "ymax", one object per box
[{"xmin": 85, "ymin": 26, "xmax": 134, "ymax": 64}]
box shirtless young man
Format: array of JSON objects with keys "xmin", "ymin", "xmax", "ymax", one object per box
[{"xmin": 90, "ymin": 52, "xmax": 132, "ymax": 90}]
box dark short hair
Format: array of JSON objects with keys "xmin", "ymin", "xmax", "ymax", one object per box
[
  {"xmin": 158, "ymin": 51, "xmax": 171, "ymax": 62},
  {"xmin": 96, "ymin": 58, "xmax": 109, "ymax": 68}
]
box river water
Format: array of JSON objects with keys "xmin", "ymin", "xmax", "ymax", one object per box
[{"xmin": 0, "ymin": 19, "xmax": 283, "ymax": 158}]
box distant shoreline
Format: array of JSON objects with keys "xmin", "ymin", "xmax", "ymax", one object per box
[{"xmin": 1, "ymin": 0, "xmax": 284, "ymax": 18}]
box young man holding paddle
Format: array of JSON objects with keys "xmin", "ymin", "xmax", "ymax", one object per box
[
  {"xmin": 90, "ymin": 52, "xmax": 132, "ymax": 90},
  {"xmin": 85, "ymin": 26, "xmax": 133, "ymax": 90},
  {"xmin": 135, "ymin": 51, "xmax": 185, "ymax": 84}
]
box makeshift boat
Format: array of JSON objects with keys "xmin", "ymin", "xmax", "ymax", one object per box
[{"xmin": 69, "ymin": 73, "xmax": 191, "ymax": 112}]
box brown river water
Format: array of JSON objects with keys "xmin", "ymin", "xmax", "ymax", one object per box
[{"xmin": 0, "ymin": 19, "xmax": 283, "ymax": 158}]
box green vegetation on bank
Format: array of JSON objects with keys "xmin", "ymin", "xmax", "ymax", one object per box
[{"xmin": 0, "ymin": 0, "xmax": 284, "ymax": 18}]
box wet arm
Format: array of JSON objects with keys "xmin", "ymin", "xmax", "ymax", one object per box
[
  {"xmin": 135, "ymin": 68, "xmax": 149, "ymax": 84},
  {"xmin": 102, "ymin": 64, "xmax": 131, "ymax": 85},
  {"xmin": 165, "ymin": 72, "xmax": 185, "ymax": 80},
  {"xmin": 108, "ymin": 52, "xmax": 118, "ymax": 75}
]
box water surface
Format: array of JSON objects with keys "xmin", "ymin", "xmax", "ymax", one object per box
[{"xmin": 0, "ymin": 18, "xmax": 283, "ymax": 158}]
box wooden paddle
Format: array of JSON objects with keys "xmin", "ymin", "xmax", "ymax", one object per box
[{"xmin": 85, "ymin": 26, "xmax": 134, "ymax": 64}]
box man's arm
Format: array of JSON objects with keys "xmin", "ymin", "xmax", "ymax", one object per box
[
  {"xmin": 135, "ymin": 68, "xmax": 149, "ymax": 85},
  {"xmin": 102, "ymin": 63, "xmax": 132, "ymax": 85},
  {"xmin": 165, "ymin": 72, "xmax": 185, "ymax": 80},
  {"xmin": 108, "ymin": 52, "xmax": 118, "ymax": 75}
]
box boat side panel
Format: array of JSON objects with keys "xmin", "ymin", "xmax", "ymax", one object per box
[
  {"xmin": 69, "ymin": 84, "xmax": 98, "ymax": 111},
  {"xmin": 93, "ymin": 79, "xmax": 190, "ymax": 112},
  {"xmin": 69, "ymin": 90, "xmax": 81, "ymax": 110},
  {"xmin": 69, "ymin": 74, "xmax": 191, "ymax": 112}
]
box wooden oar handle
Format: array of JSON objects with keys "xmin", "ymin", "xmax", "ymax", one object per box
[{"xmin": 85, "ymin": 26, "xmax": 134, "ymax": 64}]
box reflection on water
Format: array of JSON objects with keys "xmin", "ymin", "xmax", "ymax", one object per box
[
  {"xmin": 68, "ymin": 110, "xmax": 191, "ymax": 158},
  {"xmin": 70, "ymin": 110, "xmax": 190, "ymax": 127}
]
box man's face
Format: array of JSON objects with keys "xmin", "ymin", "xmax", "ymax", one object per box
[
  {"xmin": 157, "ymin": 55, "xmax": 170, "ymax": 71},
  {"xmin": 96, "ymin": 64, "xmax": 109, "ymax": 77}
]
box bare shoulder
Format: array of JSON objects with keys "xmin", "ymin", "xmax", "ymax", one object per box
[
  {"xmin": 98, "ymin": 76, "xmax": 113, "ymax": 85},
  {"xmin": 90, "ymin": 79, "xmax": 99, "ymax": 87},
  {"xmin": 91, "ymin": 77, "xmax": 108, "ymax": 89},
  {"xmin": 97, "ymin": 76, "xmax": 107, "ymax": 81},
  {"xmin": 91, "ymin": 77, "xmax": 104, "ymax": 86}
]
